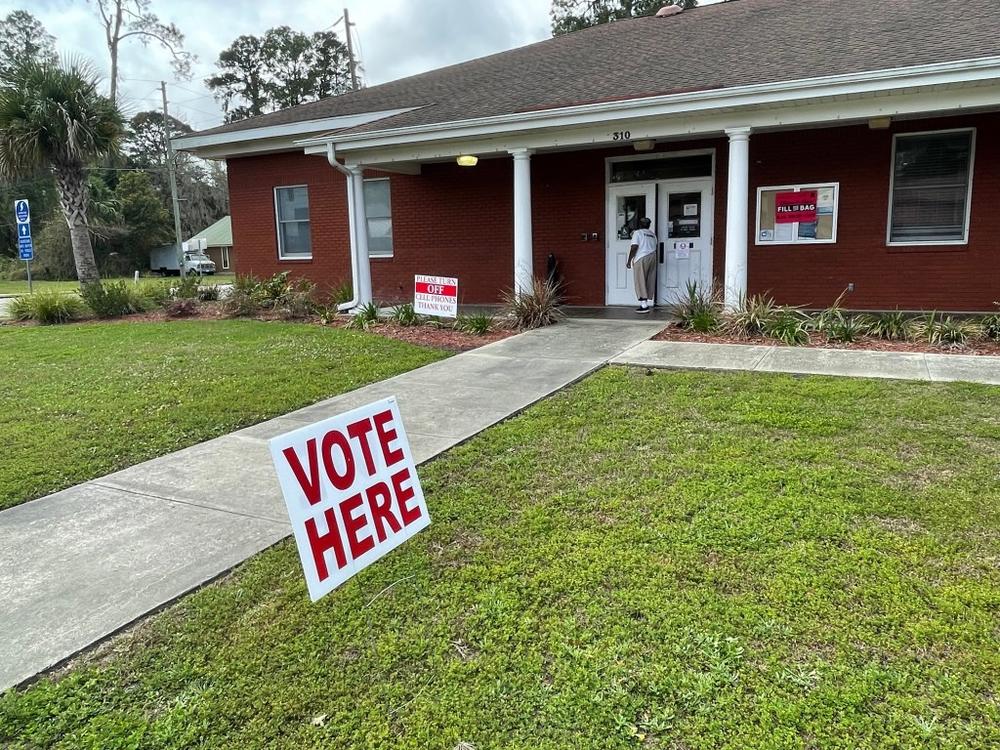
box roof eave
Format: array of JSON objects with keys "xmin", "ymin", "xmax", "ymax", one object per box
[{"xmin": 172, "ymin": 107, "xmax": 421, "ymax": 158}]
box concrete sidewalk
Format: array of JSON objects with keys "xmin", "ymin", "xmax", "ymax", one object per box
[
  {"xmin": 613, "ymin": 340, "xmax": 1000, "ymax": 385},
  {"xmin": 0, "ymin": 318, "xmax": 662, "ymax": 692}
]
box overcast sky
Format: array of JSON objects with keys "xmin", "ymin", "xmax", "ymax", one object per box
[{"xmin": 7, "ymin": 1, "xmax": 722, "ymax": 131}]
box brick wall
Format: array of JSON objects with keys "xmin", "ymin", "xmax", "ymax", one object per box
[
  {"xmin": 747, "ymin": 113, "xmax": 1000, "ymax": 311},
  {"xmin": 227, "ymin": 113, "xmax": 1000, "ymax": 311}
]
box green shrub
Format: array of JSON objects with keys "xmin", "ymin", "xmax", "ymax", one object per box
[
  {"xmin": 825, "ymin": 314, "xmax": 868, "ymax": 343},
  {"xmin": 347, "ymin": 301, "xmax": 381, "ymax": 330},
  {"xmin": 277, "ymin": 278, "xmax": 317, "ymax": 319},
  {"xmin": 258, "ymin": 271, "xmax": 292, "ymax": 307},
  {"xmin": 861, "ymin": 310, "xmax": 909, "ymax": 341},
  {"xmin": 198, "ymin": 285, "xmax": 220, "ymax": 302},
  {"xmin": 138, "ymin": 280, "xmax": 171, "ymax": 307},
  {"xmin": 9, "ymin": 290, "xmax": 86, "ymax": 325},
  {"xmin": 502, "ymin": 277, "xmax": 563, "ymax": 330},
  {"xmin": 723, "ymin": 294, "xmax": 778, "ymax": 339},
  {"xmin": 329, "ymin": 280, "xmax": 354, "ymax": 306},
  {"xmin": 79, "ymin": 280, "xmax": 149, "ymax": 318},
  {"xmin": 172, "ymin": 275, "xmax": 201, "ymax": 300},
  {"xmin": 221, "ymin": 285, "xmax": 263, "ymax": 318},
  {"xmin": 391, "ymin": 303, "xmax": 423, "ymax": 327},
  {"xmin": 909, "ymin": 312, "xmax": 983, "ymax": 347},
  {"xmin": 231, "ymin": 273, "xmax": 261, "ymax": 296},
  {"xmin": 669, "ymin": 281, "xmax": 721, "ymax": 333},
  {"xmin": 982, "ymin": 314, "xmax": 1000, "ymax": 342},
  {"xmin": 763, "ymin": 307, "xmax": 810, "ymax": 345},
  {"xmin": 455, "ymin": 312, "xmax": 495, "ymax": 335}
]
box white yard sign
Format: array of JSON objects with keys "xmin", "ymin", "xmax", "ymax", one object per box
[
  {"xmin": 414, "ymin": 274, "xmax": 458, "ymax": 318},
  {"xmin": 269, "ymin": 397, "xmax": 430, "ymax": 602}
]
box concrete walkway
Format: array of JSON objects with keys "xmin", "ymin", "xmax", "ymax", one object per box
[
  {"xmin": 0, "ymin": 318, "xmax": 662, "ymax": 692},
  {"xmin": 614, "ymin": 340, "xmax": 1000, "ymax": 385}
]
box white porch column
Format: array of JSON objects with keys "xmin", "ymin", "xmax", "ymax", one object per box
[
  {"xmin": 510, "ymin": 148, "xmax": 534, "ymax": 296},
  {"xmin": 349, "ymin": 166, "xmax": 374, "ymax": 307},
  {"xmin": 724, "ymin": 127, "xmax": 752, "ymax": 310}
]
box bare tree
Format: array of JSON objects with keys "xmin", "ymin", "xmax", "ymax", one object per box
[{"xmin": 90, "ymin": 0, "xmax": 194, "ymax": 104}]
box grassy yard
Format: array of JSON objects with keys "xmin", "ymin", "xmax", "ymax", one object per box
[
  {"xmin": 0, "ymin": 320, "xmax": 446, "ymax": 511},
  {"xmin": 0, "ymin": 274, "xmax": 235, "ymax": 296},
  {"xmin": 1, "ymin": 367, "xmax": 997, "ymax": 748}
]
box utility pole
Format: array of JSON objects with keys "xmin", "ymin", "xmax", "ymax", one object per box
[
  {"xmin": 344, "ymin": 7, "xmax": 359, "ymax": 91},
  {"xmin": 161, "ymin": 81, "xmax": 187, "ymax": 279}
]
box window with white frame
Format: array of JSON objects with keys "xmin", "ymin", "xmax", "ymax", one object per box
[
  {"xmin": 888, "ymin": 129, "xmax": 975, "ymax": 245},
  {"xmin": 756, "ymin": 183, "xmax": 839, "ymax": 245},
  {"xmin": 363, "ymin": 178, "xmax": 393, "ymax": 257},
  {"xmin": 221, "ymin": 246, "xmax": 230, "ymax": 270},
  {"xmin": 274, "ymin": 185, "xmax": 312, "ymax": 259}
]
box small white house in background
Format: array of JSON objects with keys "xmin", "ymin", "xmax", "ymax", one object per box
[{"xmin": 186, "ymin": 216, "xmax": 233, "ymax": 272}]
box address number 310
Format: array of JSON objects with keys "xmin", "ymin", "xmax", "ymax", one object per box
[{"xmin": 612, "ymin": 131, "xmax": 632, "ymax": 141}]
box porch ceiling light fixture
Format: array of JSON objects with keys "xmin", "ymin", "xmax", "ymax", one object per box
[
  {"xmin": 456, "ymin": 154, "xmax": 479, "ymax": 167},
  {"xmin": 633, "ymin": 139, "xmax": 656, "ymax": 152},
  {"xmin": 868, "ymin": 117, "xmax": 892, "ymax": 130}
]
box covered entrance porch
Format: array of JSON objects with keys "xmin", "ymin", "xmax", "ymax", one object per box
[{"xmin": 298, "ymin": 62, "xmax": 1000, "ymax": 312}]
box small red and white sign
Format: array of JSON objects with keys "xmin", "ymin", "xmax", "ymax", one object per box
[
  {"xmin": 775, "ymin": 190, "xmax": 818, "ymax": 224},
  {"xmin": 269, "ymin": 398, "xmax": 430, "ymax": 602},
  {"xmin": 414, "ymin": 274, "xmax": 458, "ymax": 318}
]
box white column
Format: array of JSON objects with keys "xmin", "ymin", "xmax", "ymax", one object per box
[
  {"xmin": 724, "ymin": 127, "xmax": 752, "ymax": 310},
  {"xmin": 349, "ymin": 166, "xmax": 373, "ymax": 307},
  {"xmin": 510, "ymin": 148, "xmax": 534, "ymax": 296}
]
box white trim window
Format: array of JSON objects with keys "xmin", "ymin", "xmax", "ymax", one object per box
[
  {"xmin": 888, "ymin": 129, "xmax": 975, "ymax": 246},
  {"xmin": 363, "ymin": 178, "xmax": 393, "ymax": 257},
  {"xmin": 221, "ymin": 246, "xmax": 231, "ymax": 270},
  {"xmin": 274, "ymin": 185, "xmax": 312, "ymax": 259},
  {"xmin": 756, "ymin": 182, "xmax": 839, "ymax": 245}
]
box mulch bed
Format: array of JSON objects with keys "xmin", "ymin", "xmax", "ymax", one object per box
[
  {"xmin": 654, "ymin": 324, "xmax": 1000, "ymax": 356},
  {"xmin": 324, "ymin": 318, "xmax": 514, "ymax": 352}
]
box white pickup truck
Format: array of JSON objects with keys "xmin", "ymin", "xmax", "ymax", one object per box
[{"xmin": 150, "ymin": 245, "xmax": 217, "ymax": 276}]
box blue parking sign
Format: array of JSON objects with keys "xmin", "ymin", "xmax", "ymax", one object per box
[{"xmin": 14, "ymin": 199, "xmax": 32, "ymax": 261}]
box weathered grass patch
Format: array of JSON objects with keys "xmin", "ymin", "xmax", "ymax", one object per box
[
  {"xmin": 1, "ymin": 368, "xmax": 998, "ymax": 749},
  {"xmin": 0, "ymin": 320, "xmax": 446, "ymax": 510}
]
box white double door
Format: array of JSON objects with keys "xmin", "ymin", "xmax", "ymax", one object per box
[{"xmin": 605, "ymin": 178, "xmax": 714, "ymax": 306}]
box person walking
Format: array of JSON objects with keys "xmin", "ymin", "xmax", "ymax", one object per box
[{"xmin": 626, "ymin": 217, "xmax": 657, "ymax": 313}]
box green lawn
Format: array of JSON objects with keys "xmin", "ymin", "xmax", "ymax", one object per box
[
  {"xmin": 0, "ymin": 274, "xmax": 235, "ymax": 296},
  {"xmin": 0, "ymin": 320, "xmax": 446, "ymax": 511},
  {"xmin": 2, "ymin": 368, "xmax": 999, "ymax": 749}
]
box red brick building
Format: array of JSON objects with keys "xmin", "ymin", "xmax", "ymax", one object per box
[{"xmin": 176, "ymin": 0, "xmax": 1000, "ymax": 312}]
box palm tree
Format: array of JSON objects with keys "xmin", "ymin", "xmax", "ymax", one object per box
[{"xmin": 0, "ymin": 60, "xmax": 123, "ymax": 285}]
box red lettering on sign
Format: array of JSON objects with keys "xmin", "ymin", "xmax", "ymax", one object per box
[
  {"xmin": 339, "ymin": 492, "xmax": 375, "ymax": 559},
  {"xmin": 373, "ymin": 409, "xmax": 404, "ymax": 468},
  {"xmin": 282, "ymin": 439, "xmax": 323, "ymax": 505},
  {"xmin": 366, "ymin": 481, "xmax": 402, "ymax": 542},
  {"xmin": 392, "ymin": 467, "xmax": 422, "ymax": 526},
  {"xmin": 305, "ymin": 508, "xmax": 347, "ymax": 581},
  {"xmin": 321, "ymin": 429, "xmax": 355, "ymax": 490},
  {"xmin": 347, "ymin": 417, "xmax": 378, "ymax": 476}
]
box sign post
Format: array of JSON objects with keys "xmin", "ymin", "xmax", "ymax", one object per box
[
  {"xmin": 269, "ymin": 397, "xmax": 431, "ymax": 602},
  {"xmin": 414, "ymin": 274, "xmax": 459, "ymax": 318},
  {"xmin": 14, "ymin": 199, "xmax": 33, "ymax": 293}
]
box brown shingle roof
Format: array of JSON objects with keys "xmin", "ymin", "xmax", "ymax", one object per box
[{"xmin": 190, "ymin": 0, "xmax": 1000, "ymax": 141}]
